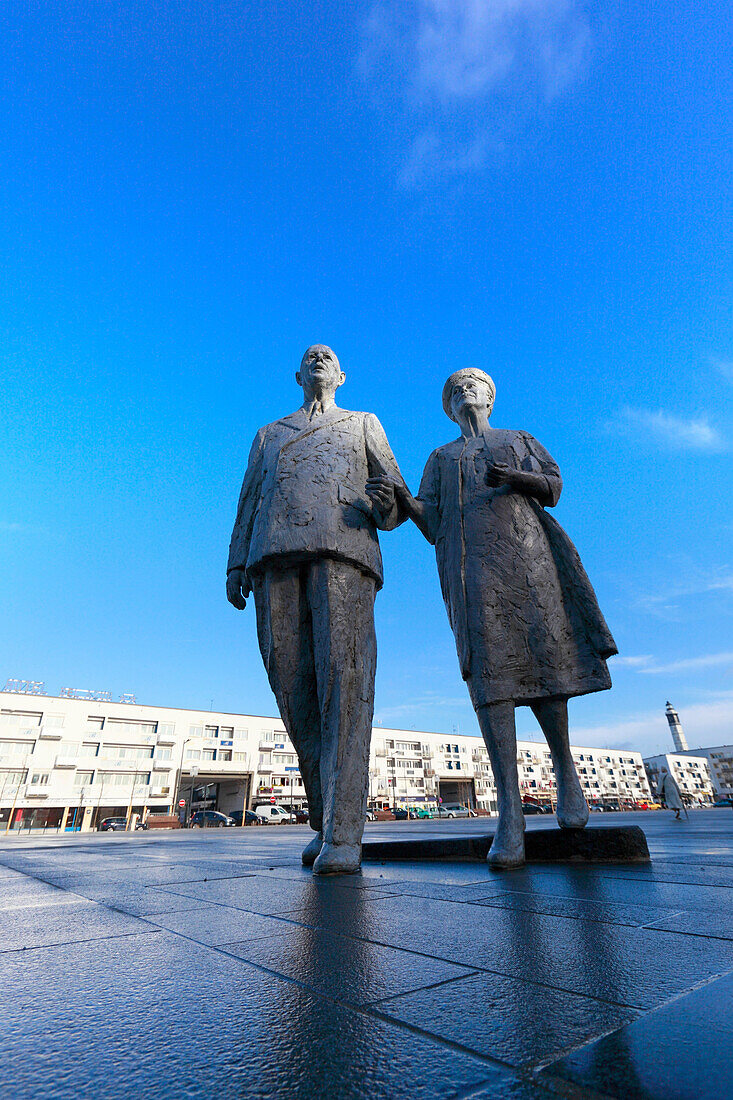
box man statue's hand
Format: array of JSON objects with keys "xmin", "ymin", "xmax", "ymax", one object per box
[
  {"xmin": 485, "ymin": 461, "xmax": 516, "ymax": 489},
  {"xmin": 226, "ymin": 570, "xmax": 248, "ymax": 610},
  {"xmin": 366, "ymin": 475, "xmax": 398, "ymax": 511}
]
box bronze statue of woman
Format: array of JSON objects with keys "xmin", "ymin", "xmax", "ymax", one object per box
[{"xmin": 367, "ymin": 368, "xmax": 617, "ymax": 867}]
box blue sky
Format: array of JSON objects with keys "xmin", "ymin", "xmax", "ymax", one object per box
[{"xmin": 1, "ymin": 1, "xmax": 731, "ymax": 757}]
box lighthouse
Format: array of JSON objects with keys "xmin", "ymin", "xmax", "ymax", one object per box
[{"xmin": 665, "ymin": 701, "xmax": 689, "ymax": 752}]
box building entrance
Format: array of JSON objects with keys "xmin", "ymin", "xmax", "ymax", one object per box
[{"xmin": 437, "ymin": 779, "xmax": 476, "ymax": 809}]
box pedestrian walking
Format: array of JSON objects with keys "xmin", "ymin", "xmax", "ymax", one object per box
[{"xmin": 657, "ymin": 771, "xmax": 688, "ymax": 820}]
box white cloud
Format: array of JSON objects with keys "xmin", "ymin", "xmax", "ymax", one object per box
[
  {"xmin": 558, "ymin": 695, "xmax": 733, "ymax": 757},
  {"xmin": 397, "ymin": 131, "xmax": 492, "ymax": 187},
  {"xmin": 711, "ymin": 358, "xmax": 733, "ymax": 383},
  {"xmin": 374, "ymin": 692, "xmax": 473, "ymax": 725},
  {"xmin": 614, "ymin": 407, "xmax": 727, "ymax": 452},
  {"xmin": 0, "ymin": 520, "xmax": 45, "ymax": 535},
  {"xmin": 633, "ymin": 568, "xmax": 733, "ymax": 620},
  {"xmin": 404, "ymin": 0, "xmax": 589, "ymax": 103},
  {"xmin": 638, "ymin": 652, "xmax": 733, "ymax": 676},
  {"xmin": 610, "ymin": 650, "xmax": 733, "ymax": 676},
  {"xmin": 610, "ymin": 655, "xmax": 653, "ymax": 669},
  {"xmin": 361, "ymin": 0, "xmax": 590, "ymax": 182}
]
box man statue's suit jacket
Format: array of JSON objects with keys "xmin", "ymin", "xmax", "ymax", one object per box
[{"xmin": 227, "ymin": 406, "xmax": 404, "ymax": 593}]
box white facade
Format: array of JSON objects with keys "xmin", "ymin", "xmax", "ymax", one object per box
[
  {"xmin": 643, "ymin": 753, "xmax": 714, "ymax": 806},
  {"xmin": 673, "ymin": 746, "xmax": 733, "ymax": 801},
  {"xmin": 371, "ymin": 729, "xmax": 652, "ymax": 812},
  {"xmin": 0, "ymin": 690, "xmax": 652, "ymax": 830}
]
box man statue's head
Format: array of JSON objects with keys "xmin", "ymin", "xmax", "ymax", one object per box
[{"xmin": 296, "ymin": 345, "xmax": 345, "ymax": 399}]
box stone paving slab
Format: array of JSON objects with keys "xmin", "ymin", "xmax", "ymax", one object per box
[
  {"xmin": 1, "ymin": 810, "xmax": 732, "ymax": 1098},
  {"xmin": 541, "ymin": 970, "xmax": 733, "ymax": 1100},
  {"xmin": 222, "ymin": 925, "xmax": 477, "ymax": 1005},
  {"xmin": 0, "ymin": 930, "xmax": 533, "ymax": 1099},
  {"xmin": 377, "ymin": 968, "xmax": 640, "ymax": 1067}
]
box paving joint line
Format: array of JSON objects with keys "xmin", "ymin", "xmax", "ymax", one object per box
[{"xmin": 0, "ymin": 928, "xmax": 162, "ymax": 955}]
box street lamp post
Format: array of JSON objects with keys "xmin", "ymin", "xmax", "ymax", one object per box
[
  {"xmin": 126, "ymin": 770, "xmax": 140, "ymax": 831},
  {"xmin": 5, "ymin": 770, "xmax": 25, "ymax": 836},
  {"xmin": 188, "ymin": 764, "xmax": 199, "ymax": 827},
  {"xmin": 171, "ymin": 738, "xmax": 192, "ymax": 816},
  {"xmin": 92, "ymin": 775, "xmax": 106, "ymax": 832}
]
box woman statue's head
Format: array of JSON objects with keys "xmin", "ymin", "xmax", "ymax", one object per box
[{"xmin": 442, "ymin": 369, "xmax": 496, "ymax": 424}]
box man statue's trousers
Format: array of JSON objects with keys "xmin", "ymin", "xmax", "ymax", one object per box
[{"xmin": 252, "ymin": 558, "xmax": 377, "ymax": 848}]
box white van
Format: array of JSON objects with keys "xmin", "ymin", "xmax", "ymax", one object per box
[{"xmin": 254, "ymin": 804, "xmax": 296, "ymax": 825}]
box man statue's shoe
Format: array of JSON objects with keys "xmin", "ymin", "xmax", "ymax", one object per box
[
  {"xmin": 312, "ymin": 842, "xmax": 361, "ymax": 875},
  {"xmin": 301, "ymin": 832, "xmax": 323, "ymax": 867},
  {"xmin": 487, "ymin": 821, "xmax": 525, "ymax": 869},
  {"xmin": 556, "ymin": 786, "xmax": 590, "ymax": 830}
]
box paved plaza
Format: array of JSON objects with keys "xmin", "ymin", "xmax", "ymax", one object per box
[{"xmin": 1, "ymin": 811, "xmax": 732, "ymax": 1098}]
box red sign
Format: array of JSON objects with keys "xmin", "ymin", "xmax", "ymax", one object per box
[
  {"xmin": 178, "ymin": 799, "xmax": 186, "ymax": 807},
  {"xmin": 270, "ymin": 796, "xmax": 276, "ymax": 804}
]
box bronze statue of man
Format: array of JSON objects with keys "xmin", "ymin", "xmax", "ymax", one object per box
[
  {"xmin": 227, "ymin": 345, "xmax": 404, "ymax": 874},
  {"xmin": 369, "ymin": 368, "xmax": 617, "ymax": 868}
]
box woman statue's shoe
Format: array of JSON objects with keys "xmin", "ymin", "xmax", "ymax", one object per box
[
  {"xmin": 312, "ymin": 842, "xmax": 361, "ymax": 875},
  {"xmin": 301, "ymin": 832, "xmax": 323, "ymax": 866}
]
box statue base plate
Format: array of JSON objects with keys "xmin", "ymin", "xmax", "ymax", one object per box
[{"xmin": 362, "ymin": 825, "xmax": 650, "ymax": 864}]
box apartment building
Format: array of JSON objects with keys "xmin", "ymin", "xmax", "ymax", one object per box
[
  {"xmin": 671, "ymin": 745, "xmax": 733, "ymax": 802},
  {"xmin": 643, "ymin": 753, "xmax": 715, "ymax": 806},
  {"xmin": 0, "ymin": 689, "xmax": 652, "ymax": 830},
  {"xmin": 371, "ymin": 730, "xmax": 652, "ymax": 812}
]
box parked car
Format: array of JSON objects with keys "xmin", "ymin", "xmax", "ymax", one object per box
[
  {"xmin": 291, "ymin": 808, "xmax": 310, "ymax": 824},
  {"xmin": 253, "ymin": 805, "xmax": 296, "ymax": 825},
  {"xmin": 521, "ymin": 802, "xmax": 548, "ymax": 815},
  {"xmin": 97, "ymin": 816, "xmax": 147, "ymax": 832},
  {"xmin": 365, "ymin": 809, "xmax": 377, "ymax": 822},
  {"xmin": 229, "ymin": 809, "xmax": 262, "ymax": 826},
  {"xmin": 437, "ymin": 803, "xmax": 477, "ymax": 818},
  {"xmin": 392, "ymin": 808, "xmax": 411, "ymax": 820},
  {"xmin": 413, "ymin": 807, "xmax": 435, "ymax": 819},
  {"xmin": 713, "ymin": 798, "xmax": 733, "ymax": 808},
  {"xmin": 189, "ymin": 810, "xmax": 234, "ymax": 828}
]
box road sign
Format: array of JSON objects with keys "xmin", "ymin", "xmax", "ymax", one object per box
[
  {"xmin": 270, "ymin": 796, "xmax": 276, "ymax": 804},
  {"xmin": 179, "ymin": 799, "xmax": 186, "ymax": 807}
]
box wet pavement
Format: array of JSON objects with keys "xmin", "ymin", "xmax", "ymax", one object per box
[{"xmin": 1, "ymin": 810, "xmax": 731, "ymax": 1098}]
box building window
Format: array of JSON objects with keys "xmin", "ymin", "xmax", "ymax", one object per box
[
  {"xmin": 74, "ymin": 771, "xmax": 94, "ymax": 786},
  {"xmin": 87, "ymin": 717, "xmax": 104, "ymax": 729},
  {"xmin": 44, "ymin": 715, "xmax": 65, "ymax": 728},
  {"xmin": 0, "ymin": 769, "xmax": 27, "ymax": 789},
  {"xmin": 189, "ymin": 726, "xmax": 203, "ymax": 737},
  {"xmin": 186, "ymin": 749, "xmax": 201, "ymax": 761},
  {"xmin": 98, "ymin": 772, "xmax": 151, "ymax": 787},
  {"xmin": 234, "ymin": 728, "xmax": 248, "ymax": 740},
  {"xmin": 1, "ymin": 711, "xmax": 42, "ymax": 726},
  {"xmin": 158, "ymin": 723, "xmax": 175, "ymax": 738},
  {"xmin": 218, "ymin": 750, "xmax": 232, "ymax": 762},
  {"xmin": 156, "ymin": 747, "xmax": 173, "ymax": 760},
  {"xmin": 30, "ymin": 773, "xmax": 50, "ymax": 785},
  {"xmin": 105, "ymin": 720, "xmax": 156, "ymax": 736},
  {"xmin": 202, "ymin": 749, "xmax": 215, "ymax": 761},
  {"xmin": 0, "ymin": 740, "xmax": 34, "ymax": 757},
  {"xmin": 233, "ymin": 752, "xmax": 248, "ymax": 762},
  {"xmin": 99, "ymin": 745, "xmax": 154, "ymax": 761}
]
